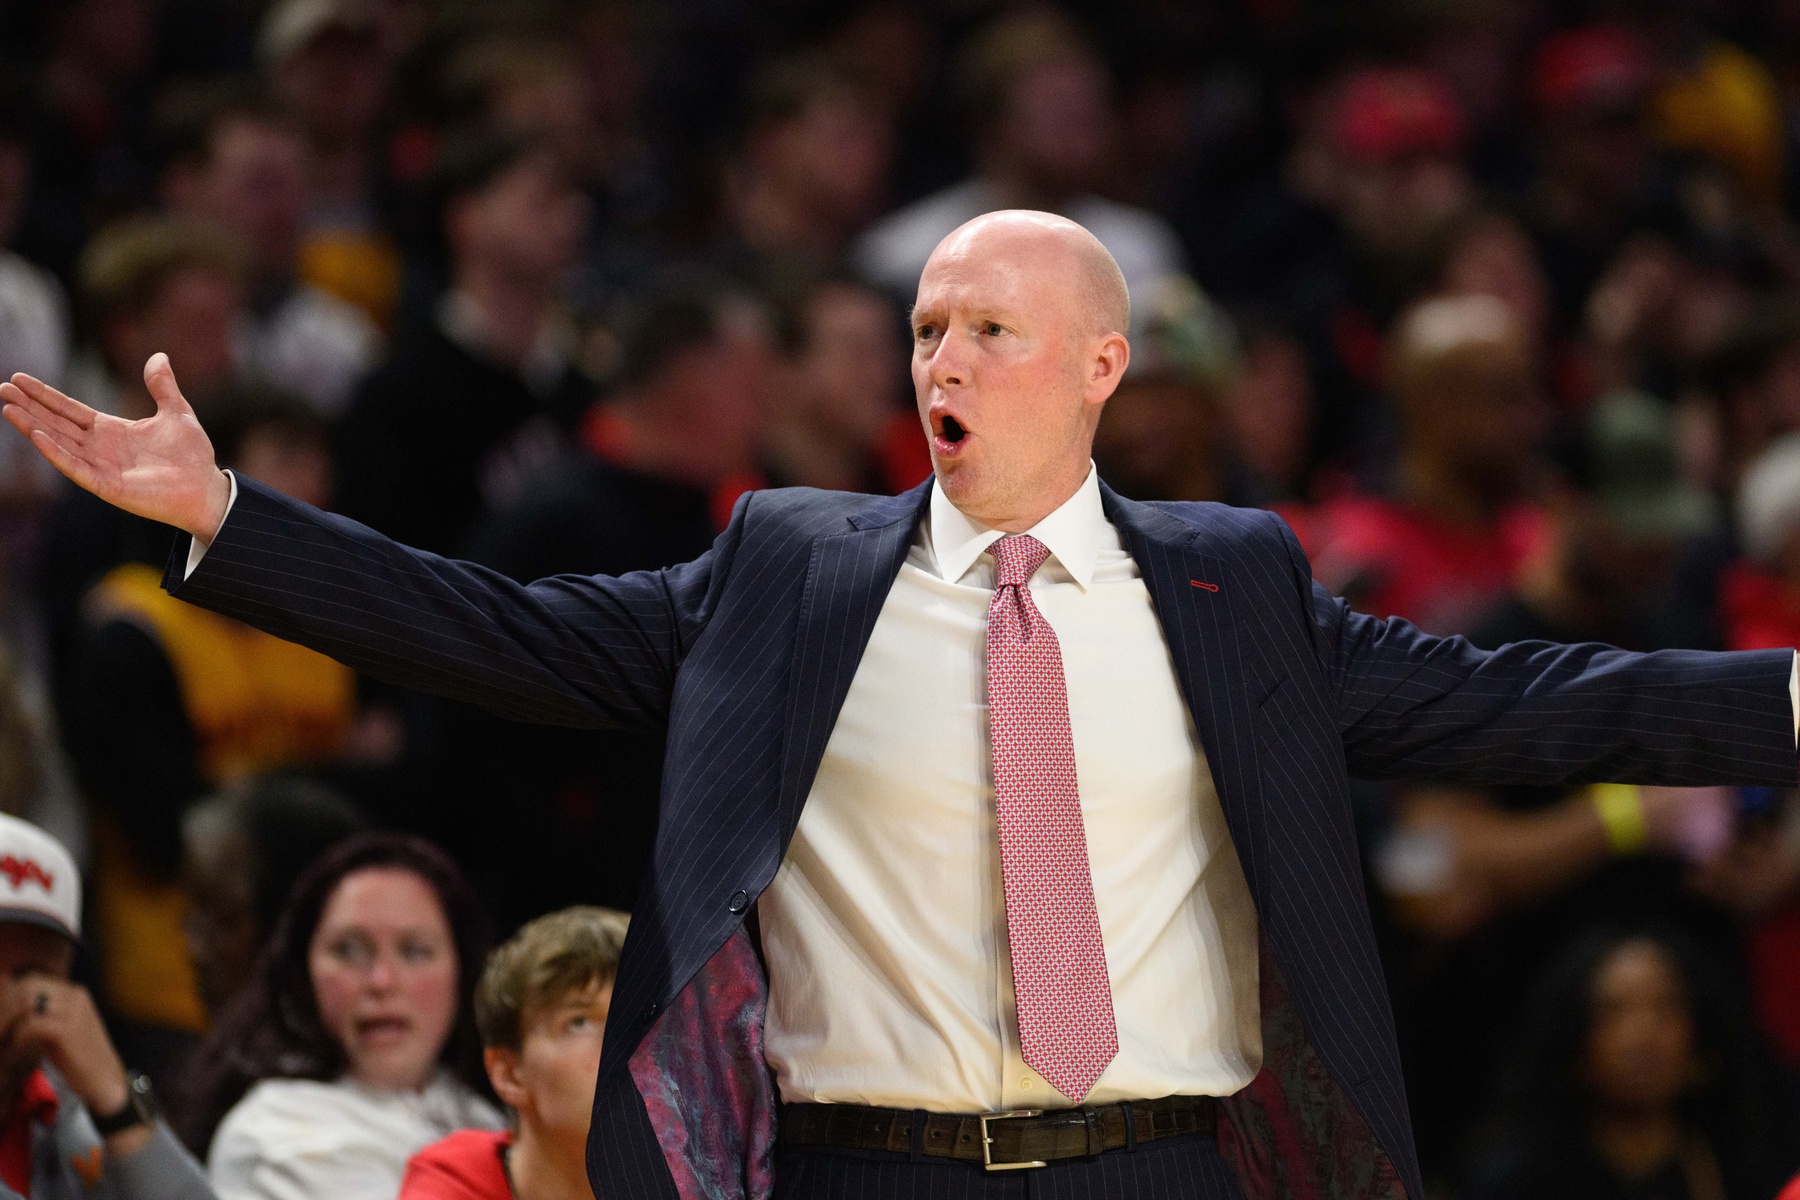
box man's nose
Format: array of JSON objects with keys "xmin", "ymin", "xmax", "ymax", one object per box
[{"xmin": 929, "ymin": 329, "xmax": 974, "ymax": 390}]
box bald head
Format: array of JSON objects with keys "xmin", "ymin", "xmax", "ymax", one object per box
[
  {"xmin": 910, "ymin": 210, "xmax": 1133, "ymax": 532},
  {"xmin": 925, "ymin": 210, "xmax": 1130, "ymax": 337}
]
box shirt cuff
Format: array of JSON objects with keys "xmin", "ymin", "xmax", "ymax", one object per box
[{"xmin": 182, "ymin": 470, "xmax": 237, "ymax": 580}]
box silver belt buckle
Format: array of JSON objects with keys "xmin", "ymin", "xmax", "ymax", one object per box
[{"xmin": 979, "ymin": 1109, "xmax": 1046, "ymax": 1171}]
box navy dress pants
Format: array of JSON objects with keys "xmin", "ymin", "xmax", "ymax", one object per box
[{"xmin": 772, "ymin": 1133, "xmax": 1249, "ymax": 1199}]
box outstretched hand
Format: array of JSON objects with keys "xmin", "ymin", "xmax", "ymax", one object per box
[{"xmin": 1, "ymin": 353, "xmax": 232, "ymax": 543}]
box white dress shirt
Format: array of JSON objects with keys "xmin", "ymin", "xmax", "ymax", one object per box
[{"xmin": 757, "ymin": 467, "xmax": 1264, "ymax": 1112}]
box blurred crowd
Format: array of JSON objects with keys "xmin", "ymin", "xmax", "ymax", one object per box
[{"xmin": 9, "ymin": 0, "xmax": 1800, "ymax": 1197}]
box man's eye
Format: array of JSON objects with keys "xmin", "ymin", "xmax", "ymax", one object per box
[
  {"xmin": 914, "ymin": 325, "xmax": 937, "ymax": 341},
  {"xmin": 983, "ymin": 323, "xmax": 1004, "ymax": 336}
]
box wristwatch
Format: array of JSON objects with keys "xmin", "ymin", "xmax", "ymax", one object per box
[{"xmin": 91, "ymin": 1073, "xmax": 158, "ymax": 1137}]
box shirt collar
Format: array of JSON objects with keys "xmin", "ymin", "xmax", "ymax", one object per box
[{"xmin": 927, "ymin": 464, "xmax": 1104, "ymax": 590}]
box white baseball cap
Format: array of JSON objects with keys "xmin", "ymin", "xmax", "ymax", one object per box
[{"xmin": 0, "ymin": 814, "xmax": 79, "ymax": 941}]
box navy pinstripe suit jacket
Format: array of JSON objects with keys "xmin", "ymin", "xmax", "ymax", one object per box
[{"xmin": 164, "ymin": 473, "xmax": 1797, "ymax": 1200}]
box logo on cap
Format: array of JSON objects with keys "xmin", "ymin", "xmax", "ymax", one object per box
[{"xmin": 0, "ymin": 856, "xmax": 54, "ymax": 894}]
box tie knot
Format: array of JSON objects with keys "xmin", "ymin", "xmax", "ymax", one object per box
[{"xmin": 990, "ymin": 534, "xmax": 1051, "ymax": 589}]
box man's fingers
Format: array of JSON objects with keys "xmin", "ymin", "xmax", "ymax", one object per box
[
  {"xmin": 27, "ymin": 429, "xmax": 100, "ymax": 494},
  {"xmin": 143, "ymin": 353, "xmax": 192, "ymax": 416},
  {"xmin": 2, "ymin": 389, "xmax": 90, "ymax": 445},
  {"xmin": 3, "ymin": 405, "xmax": 92, "ymax": 485},
  {"xmin": 6, "ymin": 374, "xmax": 94, "ymax": 431}
]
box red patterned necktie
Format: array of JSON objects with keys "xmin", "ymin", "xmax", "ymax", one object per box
[{"xmin": 986, "ymin": 533, "xmax": 1119, "ymax": 1102}]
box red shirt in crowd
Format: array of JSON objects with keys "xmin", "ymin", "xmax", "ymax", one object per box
[
  {"xmin": 400, "ymin": 1129, "xmax": 512, "ymax": 1200},
  {"xmin": 1719, "ymin": 563, "xmax": 1800, "ymax": 654},
  {"xmin": 1291, "ymin": 494, "xmax": 1549, "ymax": 634},
  {"xmin": 1717, "ymin": 562, "xmax": 1800, "ymax": 1071},
  {"xmin": 0, "ymin": 1070, "xmax": 59, "ymax": 1196}
]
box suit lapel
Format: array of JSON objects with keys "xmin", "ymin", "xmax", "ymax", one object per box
[
  {"xmin": 1103, "ymin": 484, "xmax": 1269, "ymax": 907},
  {"xmin": 775, "ymin": 482, "xmax": 931, "ymax": 844}
]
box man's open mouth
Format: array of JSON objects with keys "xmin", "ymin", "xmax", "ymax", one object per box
[{"xmin": 940, "ymin": 416, "xmax": 967, "ymax": 444}]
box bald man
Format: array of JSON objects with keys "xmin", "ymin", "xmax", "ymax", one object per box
[{"xmin": 7, "ymin": 212, "xmax": 1797, "ymax": 1200}]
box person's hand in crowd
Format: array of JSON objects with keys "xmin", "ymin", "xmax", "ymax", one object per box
[
  {"xmin": 1639, "ymin": 785, "xmax": 1737, "ymax": 863},
  {"xmin": 0, "ymin": 353, "xmax": 232, "ymax": 543},
  {"xmin": 1585, "ymin": 235, "xmax": 1681, "ymax": 352},
  {"xmin": 0, "ymin": 976, "xmax": 149, "ymax": 1156}
]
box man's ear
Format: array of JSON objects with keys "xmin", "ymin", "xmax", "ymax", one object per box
[
  {"xmin": 485, "ymin": 1046, "xmax": 529, "ymax": 1112},
  {"xmin": 1085, "ymin": 332, "xmax": 1130, "ymax": 406}
]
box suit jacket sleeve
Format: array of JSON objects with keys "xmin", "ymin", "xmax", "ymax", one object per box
[
  {"xmin": 162, "ymin": 475, "xmax": 745, "ymax": 733},
  {"xmin": 1270, "ymin": 515, "xmax": 1799, "ymax": 788}
]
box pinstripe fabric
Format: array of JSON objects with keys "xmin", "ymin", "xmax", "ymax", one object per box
[
  {"xmin": 164, "ymin": 475, "xmax": 1798, "ymax": 1200},
  {"xmin": 771, "ymin": 1135, "xmax": 1248, "ymax": 1199}
]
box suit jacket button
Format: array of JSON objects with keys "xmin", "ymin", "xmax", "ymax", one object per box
[
  {"xmin": 727, "ymin": 889, "xmax": 750, "ymax": 914},
  {"xmin": 641, "ymin": 1001, "xmax": 660, "ymax": 1023}
]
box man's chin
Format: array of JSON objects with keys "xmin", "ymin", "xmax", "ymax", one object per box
[{"xmin": 932, "ymin": 459, "xmax": 979, "ymax": 501}]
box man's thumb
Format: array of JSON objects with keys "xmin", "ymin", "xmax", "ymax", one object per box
[{"xmin": 143, "ymin": 353, "xmax": 190, "ymax": 415}]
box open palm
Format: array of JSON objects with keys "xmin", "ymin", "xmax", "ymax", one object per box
[{"xmin": 1, "ymin": 353, "xmax": 232, "ymax": 542}]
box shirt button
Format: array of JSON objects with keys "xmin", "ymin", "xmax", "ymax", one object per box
[
  {"xmin": 727, "ymin": 889, "xmax": 750, "ymax": 913},
  {"xmin": 1020, "ymin": 1077, "xmax": 1033, "ymax": 1089}
]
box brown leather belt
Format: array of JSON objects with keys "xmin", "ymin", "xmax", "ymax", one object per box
[{"xmin": 778, "ymin": 1096, "xmax": 1218, "ymax": 1171}]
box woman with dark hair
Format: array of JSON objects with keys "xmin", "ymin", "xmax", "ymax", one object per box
[
  {"xmin": 1471, "ymin": 925, "xmax": 1796, "ymax": 1200},
  {"xmin": 177, "ymin": 833, "xmax": 502, "ymax": 1200}
]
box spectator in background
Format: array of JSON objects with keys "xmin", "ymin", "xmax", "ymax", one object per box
[
  {"xmin": 451, "ymin": 274, "xmax": 772, "ymax": 926},
  {"xmin": 854, "ymin": 11, "xmax": 1185, "ymax": 304},
  {"xmin": 0, "ymin": 85, "xmax": 69, "ymax": 391},
  {"xmin": 1476, "ymin": 390, "xmax": 1717, "ymax": 652},
  {"xmin": 1092, "ymin": 275, "xmax": 1252, "ymax": 504},
  {"xmin": 259, "ymin": 0, "xmax": 399, "ymax": 330},
  {"xmin": 0, "ymin": 813, "xmax": 220, "ymax": 1200},
  {"xmin": 1705, "ymin": 297, "xmax": 1800, "ymax": 494},
  {"xmin": 0, "ymin": 83, "xmax": 75, "ymax": 626},
  {"xmin": 1214, "ymin": 64, "xmax": 1477, "ymax": 471},
  {"xmin": 1722, "ymin": 431, "xmax": 1800, "ymax": 653},
  {"xmin": 1415, "ymin": 205, "xmax": 1583, "ymax": 405},
  {"xmin": 65, "ymin": 381, "xmax": 354, "ymax": 1076},
  {"xmin": 182, "ymin": 833, "xmax": 501, "ymax": 1197},
  {"xmin": 441, "ymin": 31, "xmax": 657, "ymax": 321},
  {"xmin": 1653, "ymin": 31, "xmax": 1786, "ymax": 218},
  {"xmin": 1223, "ymin": 317, "xmax": 1318, "ymax": 505},
  {"xmin": 1710, "ymin": 435, "xmax": 1800, "ymax": 1103},
  {"xmin": 761, "ymin": 271, "xmax": 922, "ymax": 494},
  {"xmin": 400, "ymin": 907, "xmax": 628, "ymax": 1200},
  {"xmin": 468, "ymin": 273, "xmax": 770, "ymax": 582},
  {"xmin": 0, "ymin": 638, "xmax": 84, "ymax": 870},
  {"xmin": 1471, "ymin": 927, "xmax": 1792, "ymax": 1200},
  {"xmin": 62, "ymin": 218, "xmax": 246, "ymax": 422},
  {"xmin": 717, "ymin": 56, "xmax": 892, "ymax": 285},
  {"xmin": 160, "ymin": 85, "xmax": 381, "ymax": 417},
  {"xmin": 20, "ymin": 0, "xmax": 162, "ymax": 280},
  {"xmin": 1380, "ymin": 391, "xmax": 1732, "ymax": 1172},
  {"xmin": 1522, "ymin": 26, "xmax": 1679, "ymax": 327},
  {"xmin": 1302, "ymin": 293, "xmax": 1550, "ymax": 634},
  {"xmin": 40, "ymin": 217, "xmax": 248, "ymax": 683},
  {"xmin": 1661, "ymin": 295, "xmax": 1800, "ymax": 647},
  {"xmin": 181, "ymin": 774, "xmax": 369, "ymax": 1017},
  {"xmin": 1425, "ymin": 208, "xmax": 1554, "ymax": 357},
  {"xmin": 333, "ymin": 127, "xmax": 592, "ymax": 557}
]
